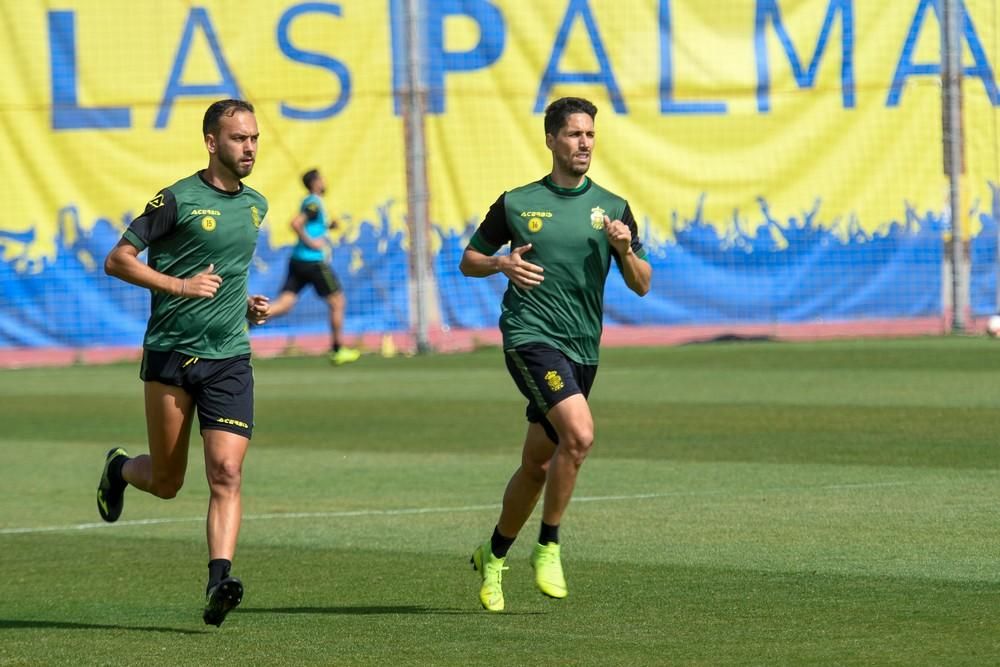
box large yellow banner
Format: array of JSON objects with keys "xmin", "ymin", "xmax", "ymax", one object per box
[
  {"xmin": 0, "ymin": 0, "xmax": 1000, "ymax": 345},
  {"xmin": 1, "ymin": 1, "xmax": 998, "ymax": 269}
]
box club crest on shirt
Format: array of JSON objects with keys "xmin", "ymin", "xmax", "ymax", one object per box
[
  {"xmin": 528, "ymin": 217, "xmax": 543, "ymax": 233},
  {"xmin": 201, "ymin": 216, "xmax": 216, "ymax": 232},
  {"xmin": 251, "ymin": 206, "xmax": 261, "ymax": 228},
  {"xmin": 544, "ymin": 370, "xmax": 564, "ymax": 392},
  {"xmin": 590, "ymin": 207, "xmax": 605, "ymax": 230}
]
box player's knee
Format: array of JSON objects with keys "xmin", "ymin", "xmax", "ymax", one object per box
[
  {"xmin": 207, "ymin": 460, "xmax": 242, "ymax": 493},
  {"xmin": 561, "ymin": 427, "xmax": 594, "ymax": 466}
]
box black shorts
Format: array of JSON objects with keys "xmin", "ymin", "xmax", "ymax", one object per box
[
  {"xmin": 140, "ymin": 350, "xmax": 254, "ymax": 439},
  {"xmin": 504, "ymin": 343, "xmax": 597, "ymax": 444},
  {"xmin": 280, "ymin": 259, "xmax": 341, "ymax": 298}
]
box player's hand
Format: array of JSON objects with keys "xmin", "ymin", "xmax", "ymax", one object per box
[
  {"xmin": 247, "ymin": 294, "xmax": 270, "ymax": 325},
  {"xmin": 603, "ymin": 215, "xmax": 632, "ymax": 255},
  {"xmin": 500, "ymin": 243, "xmax": 544, "ymax": 290},
  {"xmin": 182, "ymin": 264, "xmax": 222, "ymax": 298}
]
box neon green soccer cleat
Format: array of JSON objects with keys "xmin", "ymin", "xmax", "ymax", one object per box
[
  {"xmin": 470, "ymin": 542, "xmax": 508, "ymax": 612},
  {"xmin": 329, "ymin": 347, "xmax": 361, "ymax": 365},
  {"xmin": 530, "ymin": 542, "xmax": 567, "ymax": 599},
  {"xmin": 96, "ymin": 447, "xmax": 129, "ymax": 523}
]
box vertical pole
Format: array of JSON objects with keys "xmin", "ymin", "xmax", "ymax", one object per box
[
  {"xmin": 402, "ymin": 0, "xmax": 433, "ymax": 353},
  {"xmin": 942, "ymin": 0, "xmax": 968, "ymax": 331},
  {"xmin": 995, "ymin": 186, "xmax": 1000, "ymax": 315}
]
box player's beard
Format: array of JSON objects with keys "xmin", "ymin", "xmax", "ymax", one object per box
[
  {"xmin": 220, "ymin": 150, "xmax": 255, "ymax": 179},
  {"xmin": 559, "ymin": 152, "xmax": 590, "ymax": 177}
]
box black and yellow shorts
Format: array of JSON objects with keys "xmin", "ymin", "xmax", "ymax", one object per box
[
  {"xmin": 280, "ymin": 259, "xmax": 341, "ymax": 298},
  {"xmin": 504, "ymin": 343, "xmax": 597, "ymax": 444},
  {"xmin": 140, "ymin": 350, "xmax": 254, "ymax": 439}
]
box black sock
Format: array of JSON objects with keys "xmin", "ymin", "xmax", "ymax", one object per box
[
  {"xmin": 539, "ymin": 521, "xmax": 559, "ymax": 545},
  {"xmin": 207, "ymin": 559, "xmax": 232, "ymax": 592},
  {"xmin": 332, "ymin": 342, "xmax": 342, "ymax": 353},
  {"xmin": 490, "ymin": 526, "xmax": 515, "ymax": 559},
  {"xmin": 109, "ymin": 454, "xmax": 129, "ymax": 489}
]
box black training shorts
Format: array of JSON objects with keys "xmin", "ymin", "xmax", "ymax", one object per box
[
  {"xmin": 280, "ymin": 258, "xmax": 341, "ymax": 298},
  {"xmin": 140, "ymin": 350, "xmax": 254, "ymax": 439},
  {"xmin": 504, "ymin": 343, "xmax": 597, "ymax": 444}
]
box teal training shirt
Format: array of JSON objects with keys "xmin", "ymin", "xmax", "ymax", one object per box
[
  {"xmin": 291, "ymin": 193, "xmax": 327, "ymax": 262},
  {"xmin": 468, "ymin": 176, "xmax": 648, "ymax": 365},
  {"xmin": 122, "ymin": 171, "xmax": 268, "ymax": 358}
]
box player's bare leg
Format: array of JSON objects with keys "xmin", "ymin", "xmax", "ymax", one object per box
[
  {"xmin": 496, "ymin": 423, "xmax": 557, "ymax": 538},
  {"xmin": 120, "ymin": 382, "xmax": 196, "ymax": 499},
  {"xmin": 472, "ymin": 423, "xmax": 554, "ymax": 612},
  {"xmin": 531, "ymin": 393, "xmax": 594, "ymax": 599},
  {"xmin": 267, "ymin": 290, "xmax": 298, "ymax": 318},
  {"xmin": 327, "ymin": 291, "xmax": 359, "ymax": 364},
  {"xmin": 540, "ymin": 394, "xmax": 594, "ymax": 526},
  {"xmin": 327, "ymin": 291, "xmax": 345, "ymax": 343},
  {"xmin": 201, "ymin": 428, "xmax": 250, "ymax": 626},
  {"xmin": 203, "ymin": 429, "xmax": 249, "ymax": 561}
]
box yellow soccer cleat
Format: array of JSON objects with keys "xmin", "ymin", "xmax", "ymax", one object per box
[
  {"xmin": 470, "ymin": 542, "xmax": 508, "ymax": 612},
  {"xmin": 329, "ymin": 347, "xmax": 361, "ymax": 365},
  {"xmin": 530, "ymin": 542, "xmax": 567, "ymax": 599}
]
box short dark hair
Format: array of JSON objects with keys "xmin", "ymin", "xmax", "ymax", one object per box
[
  {"xmin": 543, "ymin": 97, "xmax": 597, "ymax": 136},
  {"xmin": 302, "ymin": 169, "xmax": 321, "ymax": 191},
  {"xmin": 203, "ymin": 99, "xmax": 255, "ymax": 136}
]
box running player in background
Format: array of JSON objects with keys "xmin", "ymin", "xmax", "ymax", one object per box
[
  {"xmin": 460, "ymin": 96, "xmax": 652, "ymax": 612},
  {"xmin": 267, "ymin": 168, "xmax": 360, "ymax": 365},
  {"xmin": 99, "ymin": 99, "xmax": 270, "ymax": 627}
]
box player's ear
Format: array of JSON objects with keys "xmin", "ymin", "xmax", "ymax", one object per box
[
  {"xmin": 545, "ymin": 133, "xmax": 555, "ymax": 150},
  {"xmin": 205, "ymin": 133, "xmax": 216, "ymax": 154}
]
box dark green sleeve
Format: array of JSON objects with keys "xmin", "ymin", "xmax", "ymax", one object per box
[
  {"xmin": 468, "ymin": 193, "xmax": 509, "ymax": 255},
  {"xmin": 123, "ymin": 189, "xmax": 178, "ymax": 251}
]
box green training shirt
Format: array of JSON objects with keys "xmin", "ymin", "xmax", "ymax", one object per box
[
  {"xmin": 122, "ymin": 171, "xmax": 268, "ymax": 358},
  {"xmin": 468, "ymin": 176, "xmax": 649, "ymax": 365}
]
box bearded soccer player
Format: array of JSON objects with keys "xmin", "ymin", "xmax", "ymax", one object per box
[
  {"xmin": 99, "ymin": 99, "xmax": 270, "ymax": 627},
  {"xmin": 460, "ymin": 97, "xmax": 652, "ymax": 612}
]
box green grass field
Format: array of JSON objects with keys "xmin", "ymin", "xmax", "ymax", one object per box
[{"xmin": 2, "ymin": 338, "xmax": 999, "ymax": 665}]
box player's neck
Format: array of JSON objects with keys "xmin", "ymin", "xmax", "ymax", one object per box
[
  {"xmin": 202, "ymin": 165, "xmax": 242, "ymax": 193},
  {"xmin": 547, "ymin": 169, "xmax": 586, "ymax": 190}
]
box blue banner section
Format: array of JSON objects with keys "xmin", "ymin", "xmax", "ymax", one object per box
[
  {"xmin": 437, "ymin": 209, "xmax": 948, "ymax": 333},
  {"xmin": 0, "ymin": 205, "xmax": 966, "ymax": 349}
]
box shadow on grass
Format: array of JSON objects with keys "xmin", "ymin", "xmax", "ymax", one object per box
[
  {"xmin": 242, "ymin": 604, "xmax": 542, "ymax": 616},
  {"xmin": 0, "ymin": 619, "xmax": 204, "ymax": 635}
]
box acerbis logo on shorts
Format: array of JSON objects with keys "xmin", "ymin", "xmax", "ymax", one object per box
[
  {"xmin": 544, "ymin": 370, "xmax": 564, "ymax": 391},
  {"xmin": 217, "ymin": 417, "xmax": 249, "ymax": 429}
]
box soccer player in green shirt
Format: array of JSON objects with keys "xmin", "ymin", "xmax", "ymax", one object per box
[
  {"xmin": 98, "ymin": 99, "xmax": 270, "ymax": 627},
  {"xmin": 460, "ymin": 97, "xmax": 652, "ymax": 612}
]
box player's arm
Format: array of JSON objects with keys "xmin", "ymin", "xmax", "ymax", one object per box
[
  {"xmin": 605, "ymin": 204, "xmax": 651, "ymax": 297},
  {"xmin": 459, "ymin": 194, "xmax": 544, "ymax": 290},
  {"xmin": 104, "ymin": 190, "xmax": 221, "ymax": 298},
  {"xmin": 290, "ymin": 212, "xmax": 325, "ymax": 250},
  {"xmin": 292, "ymin": 200, "xmax": 326, "ymax": 250}
]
